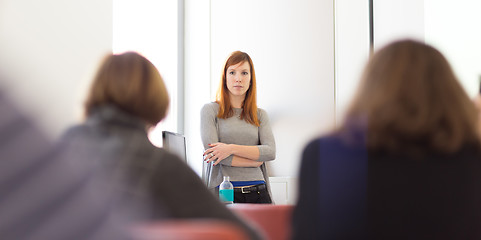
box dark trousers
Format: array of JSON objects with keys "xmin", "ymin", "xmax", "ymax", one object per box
[{"xmin": 233, "ymin": 184, "xmax": 272, "ymax": 204}]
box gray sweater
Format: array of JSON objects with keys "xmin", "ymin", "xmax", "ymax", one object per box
[
  {"xmin": 60, "ymin": 105, "xmax": 262, "ymax": 240},
  {"xmin": 0, "ymin": 94, "xmax": 129, "ymax": 240},
  {"xmin": 200, "ymin": 102, "xmax": 276, "ymax": 190}
]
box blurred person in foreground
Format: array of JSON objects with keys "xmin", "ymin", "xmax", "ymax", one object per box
[
  {"xmin": 292, "ymin": 40, "xmax": 481, "ymax": 239},
  {"xmin": 0, "ymin": 86, "xmax": 131, "ymax": 239},
  {"xmin": 57, "ymin": 51, "xmax": 261, "ymax": 239}
]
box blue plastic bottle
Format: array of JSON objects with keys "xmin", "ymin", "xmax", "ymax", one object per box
[{"xmin": 219, "ymin": 176, "xmax": 234, "ymax": 204}]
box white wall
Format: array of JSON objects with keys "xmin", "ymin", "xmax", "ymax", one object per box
[
  {"xmin": 372, "ymin": 0, "xmax": 481, "ymax": 97},
  {"xmin": 373, "ymin": 0, "xmax": 425, "ymax": 49},
  {"xmin": 111, "ymin": 1, "xmax": 180, "ymax": 147},
  {"xmin": 425, "ymin": 0, "xmax": 481, "ymax": 97},
  {"xmin": 0, "ymin": 0, "xmax": 113, "ymax": 139},
  {"xmin": 334, "ymin": 0, "xmax": 371, "ymax": 122},
  {"xmin": 187, "ymin": 0, "xmax": 336, "ymax": 178},
  {"xmin": 184, "ymin": 0, "xmax": 212, "ymax": 176}
]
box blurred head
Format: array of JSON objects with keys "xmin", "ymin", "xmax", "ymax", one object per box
[
  {"xmin": 216, "ymin": 51, "xmax": 259, "ymax": 126},
  {"xmin": 85, "ymin": 52, "xmax": 169, "ymax": 126},
  {"xmin": 344, "ymin": 39, "xmax": 479, "ymax": 154}
]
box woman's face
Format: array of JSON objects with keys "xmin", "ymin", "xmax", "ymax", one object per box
[{"xmin": 226, "ymin": 61, "xmax": 251, "ymax": 99}]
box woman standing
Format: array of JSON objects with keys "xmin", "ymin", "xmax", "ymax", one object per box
[{"xmin": 201, "ymin": 51, "xmax": 276, "ymax": 204}]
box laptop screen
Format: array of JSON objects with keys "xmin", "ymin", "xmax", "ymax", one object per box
[{"xmin": 162, "ymin": 131, "xmax": 187, "ymax": 163}]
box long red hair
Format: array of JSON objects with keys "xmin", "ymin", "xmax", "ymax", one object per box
[{"xmin": 216, "ymin": 51, "xmax": 259, "ymax": 126}]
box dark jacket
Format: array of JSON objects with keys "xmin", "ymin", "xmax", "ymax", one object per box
[
  {"xmin": 292, "ymin": 134, "xmax": 481, "ymax": 240},
  {"xmin": 60, "ymin": 105, "xmax": 261, "ymax": 240}
]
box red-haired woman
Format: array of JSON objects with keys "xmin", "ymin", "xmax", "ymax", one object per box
[{"xmin": 201, "ymin": 51, "xmax": 276, "ymax": 204}]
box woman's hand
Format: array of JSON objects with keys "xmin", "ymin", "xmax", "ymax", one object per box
[{"xmin": 203, "ymin": 142, "xmax": 232, "ymax": 165}]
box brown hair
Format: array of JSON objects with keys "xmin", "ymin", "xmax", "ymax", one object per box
[
  {"xmin": 216, "ymin": 51, "xmax": 259, "ymax": 126},
  {"xmin": 342, "ymin": 39, "xmax": 480, "ymax": 154},
  {"xmin": 85, "ymin": 51, "xmax": 169, "ymax": 126}
]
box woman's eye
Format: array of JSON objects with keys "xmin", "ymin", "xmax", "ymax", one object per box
[
  {"xmin": 229, "ymin": 71, "xmax": 235, "ymax": 75},
  {"xmin": 242, "ymin": 72, "xmax": 249, "ymax": 75}
]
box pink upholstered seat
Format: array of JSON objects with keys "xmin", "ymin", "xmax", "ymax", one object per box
[
  {"xmin": 230, "ymin": 204, "xmax": 294, "ymax": 240},
  {"xmin": 131, "ymin": 219, "xmax": 250, "ymax": 240}
]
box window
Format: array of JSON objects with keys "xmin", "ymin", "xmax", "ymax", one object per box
[{"xmin": 113, "ymin": 0, "xmax": 180, "ymax": 147}]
